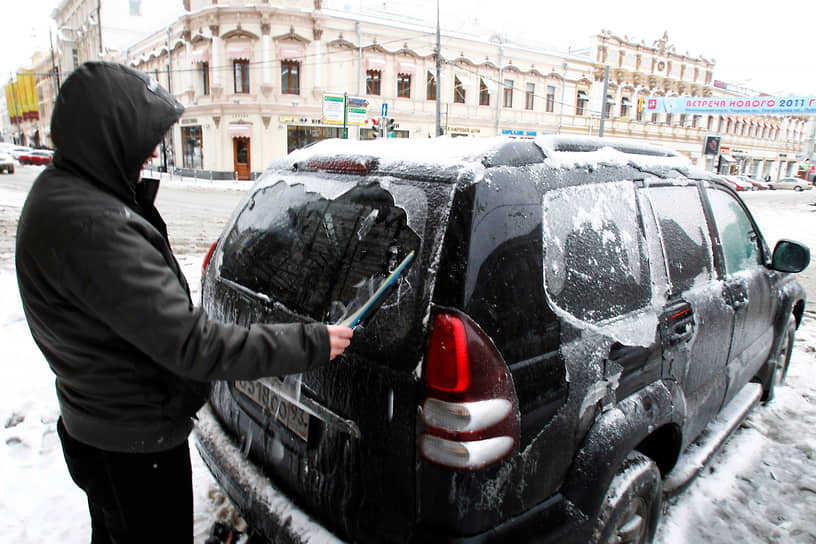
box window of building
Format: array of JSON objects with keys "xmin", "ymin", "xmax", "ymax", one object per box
[
  {"xmin": 282, "ymin": 60, "xmax": 300, "ymax": 95},
  {"xmin": 636, "ymin": 98, "xmax": 644, "ymax": 121},
  {"xmin": 454, "ymin": 76, "xmax": 465, "ymax": 103},
  {"xmin": 707, "ymin": 116, "xmax": 714, "ymax": 130},
  {"xmin": 366, "ymin": 70, "xmax": 381, "ymax": 95},
  {"xmin": 181, "ymin": 126, "xmax": 203, "ymax": 169},
  {"xmin": 576, "ymin": 90, "xmax": 588, "ymax": 116},
  {"xmin": 233, "ymin": 60, "xmax": 249, "ymax": 94},
  {"xmin": 665, "ymin": 113, "xmax": 672, "ymax": 125},
  {"xmin": 479, "ymin": 78, "xmax": 489, "ymax": 106},
  {"xmin": 129, "ymin": 0, "xmax": 141, "ymax": 16},
  {"xmin": 651, "ymin": 112, "xmax": 659, "ymax": 123},
  {"xmin": 679, "ymin": 114, "xmax": 686, "ymax": 126},
  {"xmin": 503, "ymin": 79, "xmax": 513, "ymax": 108},
  {"xmin": 525, "ymin": 83, "xmax": 535, "ymax": 110},
  {"xmin": 692, "ymin": 115, "xmax": 700, "ymax": 128},
  {"xmin": 426, "ymin": 71, "xmax": 436, "ymax": 100},
  {"xmin": 604, "ymin": 94, "xmax": 614, "ymax": 119},
  {"xmin": 200, "ymin": 62, "xmax": 210, "ymax": 96},
  {"xmin": 546, "ymin": 85, "xmax": 555, "ymax": 112},
  {"xmin": 397, "ymin": 74, "xmax": 411, "ymax": 98},
  {"xmin": 725, "ymin": 118, "xmax": 732, "ymax": 133},
  {"xmin": 620, "ymin": 96, "xmax": 631, "ymax": 119}
]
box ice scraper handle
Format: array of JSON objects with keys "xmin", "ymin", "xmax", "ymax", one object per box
[{"xmin": 339, "ymin": 250, "xmax": 416, "ymax": 329}]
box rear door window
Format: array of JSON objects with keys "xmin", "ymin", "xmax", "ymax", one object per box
[
  {"xmin": 645, "ymin": 185, "xmax": 714, "ymax": 293},
  {"xmin": 542, "ymin": 180, "xmax": 651, "ymax": 323}
]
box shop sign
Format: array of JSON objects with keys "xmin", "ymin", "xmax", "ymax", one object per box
[
  {"xmin": 645, "ymin": 96, "xmax": 816, "ymax": 115},
  {"xmin": 448, "ymin": 127, "xmax": 481, "ymax": 134},
  {"xmin": 322, "ymin": 94, "xmax": 369, "ymax": 126}
]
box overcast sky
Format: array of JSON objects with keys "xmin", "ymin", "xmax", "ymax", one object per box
[{"xmin": 1, "ymin": 0, "xmax": 814, "ymax": 96}]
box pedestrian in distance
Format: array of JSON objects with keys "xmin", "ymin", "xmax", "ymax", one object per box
[{"xmin": 14, "ymin": 61, "xmax": 353, "ymax": 543}]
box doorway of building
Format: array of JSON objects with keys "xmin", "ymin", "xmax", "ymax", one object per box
[{"xmin": 233, "ymin": 137, "xmax": 250, "ymax": 180}]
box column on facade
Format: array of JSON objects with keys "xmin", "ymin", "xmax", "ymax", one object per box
[
  {"xmin": 262, "ymin": 29, "xmax": 271, "ymax": 85},
  {"xmin": 185, "ymin": 41, "xmax": 194, "ymax": 92},
  {"xmin": 211, "ymin": 29, "xmax": 222, "ymax": 88}
]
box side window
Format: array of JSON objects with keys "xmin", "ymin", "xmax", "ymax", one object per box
[
  {"xmin": 542, "ymin": 180, "xmax": 651, "ymax": 323},
  {"xmin": 646, "ymin": 185, "xmax": 714, "ymax": 293},
  {"xmin": 707, "ymin": 188, "xmax": 762, "ymax": 274}
]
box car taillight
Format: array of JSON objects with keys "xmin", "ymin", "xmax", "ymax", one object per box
[
  {"xmin": 420, "ymin": 311, "xmax": 520, "ymax": 470},
  {"xmin": 202, "ymin": 240, "xmax": 218, "ymax": 278}
]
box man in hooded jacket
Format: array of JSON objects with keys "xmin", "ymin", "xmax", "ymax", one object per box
[{"xmin": 15, "ymin": 61, "xmax": 353, "ymax": 542}]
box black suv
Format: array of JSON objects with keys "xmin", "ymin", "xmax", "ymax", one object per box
[{"xmin": 196, "ymin": 136, "xmax": 809, "ymax": 544}]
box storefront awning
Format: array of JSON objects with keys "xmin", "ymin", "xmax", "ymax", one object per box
[
  {"xmin": 228, "ymin": 124, "xmax": 252, "ymax": 139},
  {"xmin": 397, "ymin": 61, "xmax": 416, "ymax": 75},
  {"xmin": 720, "ymin": 153, "xmax": 737, "ymax": 163},
  {"xmin": 191, "ymin": 47, "xmax": 209, "ymax": 64},
  {"xmin": 366, "ymin": 57, "xmax": 386, "ymax": 71},
  {"xmin": 225, "ymin": 42, "xmax": 252, "ymax": 61},
  {"xmin": 278, "ymin": 46, "xmax": 304, "ymax": 62}
]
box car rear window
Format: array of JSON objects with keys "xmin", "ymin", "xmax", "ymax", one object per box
[{"xmin": 219, "ymin": 178, "xmax": 421, "ymax": 325}]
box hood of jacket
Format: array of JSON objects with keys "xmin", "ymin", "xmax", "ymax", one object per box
[{"xmin": 50, "ymin": 61, "xmax": 184, "ymax": 205}]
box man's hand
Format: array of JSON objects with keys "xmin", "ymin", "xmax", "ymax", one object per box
[{"xmin": 326, "ymin": 325, "xmax": 353, "ymax": 360}]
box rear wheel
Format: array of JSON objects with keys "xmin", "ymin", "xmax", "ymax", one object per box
[
  {"xmin": 764, "ymin": 315, "xmax": 795, "ymax": 402},
  {"xmin": 591, "ymin": 451, "xmax": 662, "ymax": 544}
]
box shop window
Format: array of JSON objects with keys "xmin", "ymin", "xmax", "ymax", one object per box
[
  {"xmin": 479, "ymin": 78, "xmax": 490, "ymax": 106},
  {"xmin": 426, "ymin": 71, "xmax": 436, "ymax": 100},
  {"xmin": 282, "ymin": 60, "xmax": 300, "ymax": 95},
  {"xmin": 546, "ymin": 85, "xmax": 555, "ymax": 112},
  {"xmin": 620, "ymin": 97, "xmax": 631, "ymax": 119},
  {"xmin": 234, "ymin": 60, "xmax": 249, "ymax": 94},
  {"xmin": 366, "ymin": 70, "xmax": 381, "ymax": 95},
  {"xmin": 525, "ymin": 83, "xmax": 535, "ymax": 110},
  {"xmin": 181, "ymin": 125, "xmax": 203, "ymax": 169},
  {"xmin": 503, "ymin": 79, "xmax": 513, "ymax": 108},
  {"xmin": 397, "ymin": 74, "xmax": 411, "ymax": 98},
  {"xmin": 454, "ymin": 76, "xmax": 465, "ymax": 103}
]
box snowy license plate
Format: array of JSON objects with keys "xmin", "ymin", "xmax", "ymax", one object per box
[{"xmin": 234, "ymin": 380, "xmax": 310, "ymax": 441}]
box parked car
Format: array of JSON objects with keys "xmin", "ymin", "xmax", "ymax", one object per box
[
  {"xmin": 739, "ymin": 175, "xmax": 769, "ymax": 190},
  {"xmin": 18, "ymin": 149, "xmax": 53, "ymax": 166},
  {"xmin": 9, "ymin": 146, "xmax": 32, "ymax": 161},
  {"xmin": 722, "ymin": 175, "xmax": 753, "ymax": 191},
  {"xmin": 768, "ymin": 176, "xmax": 812, "ymax": 191},
  {"xmin": 0, "ymin": 151, "xmax": 14, "ymax": 174},
  {"xmin": 196, "ymin": 136, "xmax": 809, "ymax": 544}
]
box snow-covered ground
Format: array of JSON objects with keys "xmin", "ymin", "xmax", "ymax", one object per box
[{"xmin": 1, "ymin": 169, "xmax": 815, "ymax": 542}]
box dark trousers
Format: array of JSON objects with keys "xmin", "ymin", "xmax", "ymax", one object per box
[{"xmin": 57, "ymin": 418, "xmax": 193, "ymax": 544}]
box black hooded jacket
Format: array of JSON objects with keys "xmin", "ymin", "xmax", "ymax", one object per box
[{"xmin": 15, "ymin": 62, "xmax": 330, "ymax": 453}]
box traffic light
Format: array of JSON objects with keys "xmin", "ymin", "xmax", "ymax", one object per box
[{"xmin": 386, "ymin": 117, "xmax": 396, "ymax": 136}]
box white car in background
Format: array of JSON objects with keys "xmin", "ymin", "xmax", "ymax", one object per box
[
  {"xmin": 768, "ymin": 177, "xmax": 812, "ymax": 191},
  {"xmin": 0, "ymin": 152, "xmax": 14, "ymax": 174}
]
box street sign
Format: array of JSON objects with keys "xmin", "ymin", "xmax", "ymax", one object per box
[
  {"xmin": 322, "ymin": 94, "xmax": 345, "ymax": 124},
  {"xmin": 382, "ymin": 103, "xmax": 388, "ymax": 117}
]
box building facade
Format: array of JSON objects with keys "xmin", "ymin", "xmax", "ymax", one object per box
[{"xmin": 6, "ymin": 0, "xmax": 811, "ymax": 181}]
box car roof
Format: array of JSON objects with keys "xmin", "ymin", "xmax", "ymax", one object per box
[{"xmin": 270, "ymin": 135, "xmax": 698, "ymax": 182}]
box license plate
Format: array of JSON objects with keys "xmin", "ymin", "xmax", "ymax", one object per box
[{"xmin": 234, "ymin": 379, "xmax": 310, "ymax": 441}]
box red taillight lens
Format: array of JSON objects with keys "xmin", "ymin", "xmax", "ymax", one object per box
[
  {"xmin": 425, "ymin": 314, "xmax": 470, "ymax": 393},
  {"xmin": 202, "ymin": 240, "xmax": 218, "ymax": 277},
  {"xmin": 420, "ymin": 309, "xmax": 520, "ymax": 469}
]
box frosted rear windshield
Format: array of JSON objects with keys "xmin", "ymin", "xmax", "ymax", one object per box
[{"xmin": 220, "ymin": 179, "xmax": 421, "ymax": 324}]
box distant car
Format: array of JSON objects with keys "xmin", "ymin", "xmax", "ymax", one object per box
[
  {"xmin": 19, "ymin": 149, "xmax": 53, "ymax": 166},
  {"xmin": 722, "ymin": 175, "xmax": 753, "ymax": 191},
  {"xmin": 0, "ymin": 152, "xmax": 14, "ymax": 174},
  {"xmin": 768, "ymin": 177, "xmax": 811, "ymax": 191},
  {"xmin": 9, "ymin": 146, "xmax": 32, "ymax": 160},
  {"xmin": 738, "ymin": 176, "xmax": 769, "ymax": 190}
]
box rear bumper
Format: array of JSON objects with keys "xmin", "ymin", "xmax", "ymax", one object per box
[
  {"xmin": 193, "ymin": 403, "xmax": 345, "ymax": 544},
  {"xmin": 195, "ymin": 403, "xmax": 588, "ymax": 543}
]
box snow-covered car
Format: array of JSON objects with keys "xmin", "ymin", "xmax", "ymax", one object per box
[
  {"xmin": 0, "ymin": 152, "xmax": 14, "ymax": 174},
  {"xmin": 722, "ymin": 175, "xmax": 753, "ymax": 191},
  {"xmin": 768, "ymin": 176, "xmax": 811, "ymax": 191},
  {"xmin": 196, "ymin": 136, "xmax": 809, "ymax": 544},
  {"xmin": 9, "ymin": 146, "xmax": 32, "ymax": 161},
  {"xmin": 18, "ymin": 149, "xmax": 53, "ymax": 166},
  {"xmin": 739, "ymin": 175, "xmax": 769, "ymax": 190}
]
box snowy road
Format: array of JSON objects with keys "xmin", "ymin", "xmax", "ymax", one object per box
[{"xmin": 1, "ymin": 165, "xmax": 815, "ymax": 542}]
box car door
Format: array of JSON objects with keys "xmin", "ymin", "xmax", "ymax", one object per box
[
  {"xmin": 704, "ymin": 186, "xmax": 776, "ymax": 404},
  {"xmin": 640, "ymin": 182, "xmax": 733, "ymax": 444}
]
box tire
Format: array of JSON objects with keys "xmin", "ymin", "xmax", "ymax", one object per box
[
  {"xmin": 591, "ymin": 451, "xmax": 662, "ymax": 544},
  {"xmin": 763, "ymin": 315, "xmax": 795, "ymax": 402},
  {"xmin": 794, "ymin": 186, "xmax": 803, "ymax": 192}
]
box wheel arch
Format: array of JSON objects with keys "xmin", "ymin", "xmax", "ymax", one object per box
[{"xmin": 561, "ymin": 379, "xmax": 685, "ymax": 519}]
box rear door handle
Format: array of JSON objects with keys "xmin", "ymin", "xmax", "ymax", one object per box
[{"xmin": 660, "ymin": 300, "xmax": 695, "ymax": 345}]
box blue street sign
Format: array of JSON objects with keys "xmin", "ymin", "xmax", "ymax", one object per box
[{"xmin": 382, "ymin": 103, "xmax": 388, "ymax": 116}]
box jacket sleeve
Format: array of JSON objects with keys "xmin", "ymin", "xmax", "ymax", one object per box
[{"xmin": 59, "ymin": 210, "xmax": 331, "ymax": 381}]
